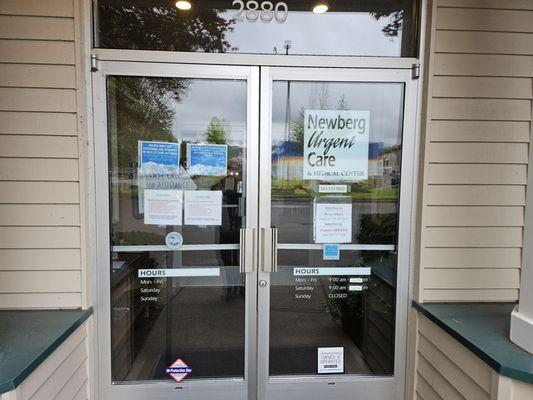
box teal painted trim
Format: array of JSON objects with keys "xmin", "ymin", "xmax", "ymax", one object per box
[
  {"xmin": 413, "ymin": 301, "xmax": 533, "ymax": 385},
  {"xmin": 0, "ymin": 307, "xmax": 93, "ymax": 395}
]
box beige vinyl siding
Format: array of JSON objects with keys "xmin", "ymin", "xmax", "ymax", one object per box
[
  {"xmin": 417, "ymin": 0, "xmax": 533, "ymax": 302},
  {"xmin": 0, "ymin": 321, "xmax": 90, "ymax": 400},
  {"xmin": 0, "ymin": 0, "xmax": 83, "ymax": 308},
  {"xmin": 416, "ymin": 315, "xmax": 493, "ymax": 400}
]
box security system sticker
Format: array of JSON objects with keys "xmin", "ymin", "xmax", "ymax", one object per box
[
  {"xmin": 165, "ymin": 232, "xmax": 183, "ymax": 249},
  {"xmin": 318, "ymin": 347, "xmax": 344, "ymax": 374},
  {"xmin": 166, "ymin": 358, "xmax": 192, "ymax": 383},
  {"xmin": 323, "ymin": 243, "xmax": 340, "ymax": 260}
]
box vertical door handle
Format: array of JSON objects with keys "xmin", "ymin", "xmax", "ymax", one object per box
[
  {"xmin": 260, "ymin": 227, "xmax": 278, "ymax": 273},
  {"xmin": 239, "ymin": 228, "xmax": 255, "ymax": 273}
]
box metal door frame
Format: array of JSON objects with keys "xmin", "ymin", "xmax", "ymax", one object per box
[
  {"xmin": 92, "ymin": 61, "xmax": 260, "ymax": 400},
  {"xmin": 92, "ymin": 56, "xmax": 420, "ymax": 400},
  {"xmin": 257, "ymin": 66, "xmax": 419, "ymax": 400}
]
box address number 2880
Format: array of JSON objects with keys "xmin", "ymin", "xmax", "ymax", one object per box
[{"xmin": 232, "ymin": 0, "xmax": 288, "ymax": 23}]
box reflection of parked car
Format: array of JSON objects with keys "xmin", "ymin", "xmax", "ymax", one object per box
[{"xmin": 117, "ymin": 165, "xmax": 137, "ymax": 179}]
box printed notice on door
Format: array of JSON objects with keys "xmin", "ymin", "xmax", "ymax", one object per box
[
  {"xmin": 143, "ymin": 189, "xmax": 183, "ymax": 226},
  {"xmin": 303, "ymin": 110, "xmax": 369, "ymax": 181},
  {"xmin": 184, "ymin": 190, "xmax": 222, "ymax": 226},
  {"xmin": 187, "ymin": 144, "xmax": 228, "ymax": 176},
  {"xmin": 314, "ymin": 202, "xmax": 352, "ymax": 243},
  {"xmin": 318, "ymin": 347, "xmax": 344, "ymax": 374}
]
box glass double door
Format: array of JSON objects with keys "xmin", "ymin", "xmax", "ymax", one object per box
[{"xmin": 94, "ymin": 62, "xmax": 416, "ymax": 400}]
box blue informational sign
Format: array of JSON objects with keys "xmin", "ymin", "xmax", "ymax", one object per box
[
  {"xmin": 323, "ymin": 243, "xmax": 340, "ymax": 260},
  {"xmin": 187, "ymin": 144, "xmax": 228, "ymax": 176},
  {"xmin": 139, "ymin": 141, "xmax": 180, "ymax": 175}
]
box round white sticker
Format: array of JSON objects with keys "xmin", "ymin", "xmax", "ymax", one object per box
[{"xmin": 165, "ymin": 232, "xmax": 183, "ymax": 249}]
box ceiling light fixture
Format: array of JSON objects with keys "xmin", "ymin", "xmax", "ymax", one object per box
[
  {"xmin": 175, "ymin": 0, "xmax": 192, "ymax": 10},
  {"xmin": 312, "ymin": 3, "xmax": 328, "ymax": 14}
]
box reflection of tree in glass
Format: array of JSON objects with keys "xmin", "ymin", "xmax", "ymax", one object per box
[
  {"xmin": 101, "ymin": 2, "xmax": 237, "ymax": 170},
  {"xmin": 109, "ymin": 76, "xmax": 188, "ymax": 171},
  {"xmin": 205, "ymin": 117, "xmax": 229, "ymax": 144},
  {"xmin": 371, "ymin": 10, "xmax": 403, "ymax": 38},
  {"xmin": 369, "ymin": 0, "xmax": 416, "ymax": 56},
  {"xmin": 288, "ymin": 95, "xmax": 350, "ymax": 145},
  {"xmin": 288, "ymin": 107, "xmax": 305, "ymax": 145},
  {"xmin": 98, "ymin": 2, "xmax": 235, "ymax": 52}
]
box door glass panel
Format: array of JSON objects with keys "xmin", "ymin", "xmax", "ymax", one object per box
[
  {"xmin": 107, "ymin": 76, "xmax": 248, "ymax": 382},
  {"xmin": 270, "ymin": 80, "xmax": 404, "ymax": 376}
]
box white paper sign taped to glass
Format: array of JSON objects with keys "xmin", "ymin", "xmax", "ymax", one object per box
[
  {"xmin": 303, "ymin": 110, "xmax": 369, "ymax": 181},
  {"xmin": 184, "ymin": 190, "xmax": 222, "ymax": 226},
  {"xmin": 318, "ymin": 347, "xmax": 344, "ymax": 374},
  {"xmin": 143, "ymin": 189, "xmax": 183, "ymax": 226},
  {"xmin": 187, "ymin": 144, "xmax": 227, "ymax": 176},
  {"xmin": 314, "ymin": 203, "xmax": 352, "ymax": 243}
]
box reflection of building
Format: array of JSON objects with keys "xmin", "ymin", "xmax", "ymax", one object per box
[
  {"xmin": 383, "ymin": 146, "xmax": 401, "ymax": 176},
  {"xmin": 371, "ymin": 145, "xmax": 401, "ymax": 188},
  {"xmin": 272, "ymin": 141, "xmax": 303, "ymax": 181},
  {"xmin": 368, "ymin": 142, "xmax": 384, "ymax": 176},
  {"xmin": 272, "ymin": 140, "xmax": 390, "ymax": 181}
]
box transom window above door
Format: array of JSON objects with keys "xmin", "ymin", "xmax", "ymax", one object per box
[{"xmin": 93, "ymin": 0, "xmax": 419, "ymax": 57}]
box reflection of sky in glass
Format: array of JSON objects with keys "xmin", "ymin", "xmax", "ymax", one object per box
[
  {"xmin": 220, "ymin": 11, "xmax": 403, "ymax": 56},
  {"xmin": 272, "ymin": 82, "xmax": 404, "ymax": 147},
  {"xmin": 166, "ymin": 79, "xmax": 404, "ymax": 148},
  {"xmin": 170, "ymin": 80, "xmax": 248, "ymax": 145}
]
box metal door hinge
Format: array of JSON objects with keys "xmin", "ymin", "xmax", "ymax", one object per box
[
  {"xmin": 91, "ymin": 54, "xmax": 100, "ymax": 72},
  {"xmin": 412, "ymin": 63, "xmax": 420, "ymax": 80}
]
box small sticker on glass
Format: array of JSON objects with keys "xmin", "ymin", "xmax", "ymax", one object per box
[
  {"xmin": 165, "ymin": 232, "xmax": 183, "ymax": 249},
  {"xmin": 323, "ymin": 243, "xmax": 340, "ymax": 260},
  {"xmin": 318, "ymin": 347, "xmax": 344, "ymax": 374}
]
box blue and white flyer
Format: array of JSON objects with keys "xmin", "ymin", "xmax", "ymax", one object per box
[
  {"xmin": 303, "ymin": 110, "xmax": 370, "ymax": 181},
  {"xmin": 139, "ymin": 141, "xmax": 180, "ymax": 174},
  {"xmin": 137, "ymin": 140, "xmax": 181, "ymax": 213},
  {"xmin": 187, "ymin": 144, "xmax": 227, "ymax": 176}
]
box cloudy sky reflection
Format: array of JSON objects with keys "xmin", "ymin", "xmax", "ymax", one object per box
[{"xmin": 168, "ymin": 79, "xmax": 404, "ymax": 148}]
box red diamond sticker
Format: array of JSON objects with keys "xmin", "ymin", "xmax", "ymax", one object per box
[{"xmin": 165, "ymin": 358, "xmax": 192, "ymax": 383}]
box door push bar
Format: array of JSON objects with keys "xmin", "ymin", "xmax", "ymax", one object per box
[
  {"xmin": 239, "ymin": 228, "xmax": 256, "ymax": 273},
  {"xmin": 260, "ymin": 227, "xmax": 278, "ymax": 273}
]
